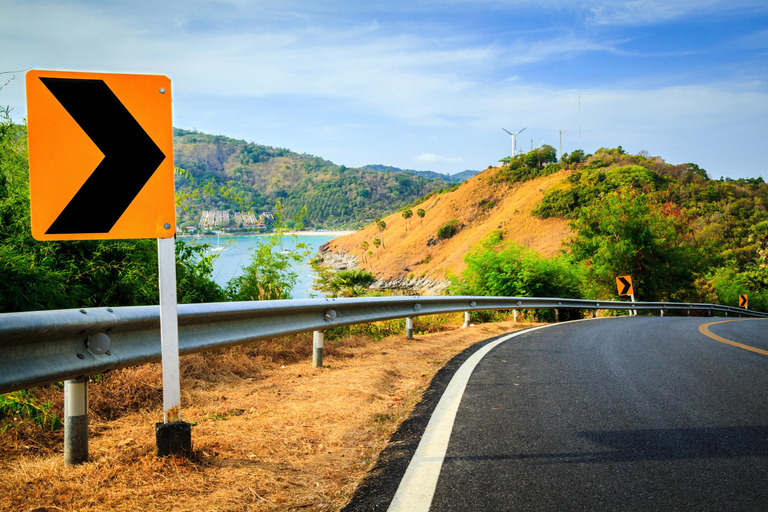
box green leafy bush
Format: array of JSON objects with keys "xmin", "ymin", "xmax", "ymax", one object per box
[
  {"xmin": 449, "ymin": 233, "xmax": 584, "ymax": 321},
  {"xmin": 533, "ymin": 165, "xmax": 664, "ymax": 219},
  {"xmin": 436, "ymin": 219, "xmax": 461, "ymax": 240},
  {"xmin": 0, "ymin": 390, "xmax": 62, "ymax": 433},
  {"xmin": 567, "ymin": 188, "xmax": 702, "ymax": 302}
]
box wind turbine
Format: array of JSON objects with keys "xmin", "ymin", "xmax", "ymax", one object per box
[{"xmin": 502, "ymin": 127, "xmax": 526, "ymax": 158}]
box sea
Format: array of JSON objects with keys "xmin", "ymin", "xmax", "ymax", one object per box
[{"xmin": 184, "ymin": 233, "xmax": 342, "ymax": 299}]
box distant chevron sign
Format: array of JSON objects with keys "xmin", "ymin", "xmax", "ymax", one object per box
[
  {"xmin": 26, "ymin": 70, "xmax": 175, "ymax": 241},
  {"xmin": 617, "ymin": 276, "xmax": 634, "ymax": 296},
  {"xmin": 740, "ymin": 294, "xmax": 748, "ymax": 308}
]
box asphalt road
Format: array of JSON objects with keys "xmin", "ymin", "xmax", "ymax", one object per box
[{"xmin": 425, "ymin": 317, "xmax": 768, "ymax": 511}]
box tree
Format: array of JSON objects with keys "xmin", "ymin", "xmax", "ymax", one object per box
[
  {"xmin": 225, "ymin": 202, "xmax": 311, "ymax": 301},
  {"xmin": 312, "ymin": 268, "xmax": 376, "ymax": 298},
  {"xmin": 417, "ymin": 208, "xmax": 426, "ymax": 227},
  {"xmin": 449, "ymin": 232, "xmax": 584, "ymax": 321},
  {"xmin": 402, "ymin": 209, "xmax": 413, "ymax": 231},
  {"xmin": 360, "ymin": 241, "xmax": 369, "ymax": 263},
  {"xmin": 373, "ymin": 238, "xmax": 381, "ymax": 258},
  {"xmin": 377, "ymin": 220, "xmax": 386, "ymax": 246},
  {"xmin": 567, "ymin": 188, "xmax": 702, "ymax": 302}
]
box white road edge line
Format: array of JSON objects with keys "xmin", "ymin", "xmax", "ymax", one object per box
[{"xmin": 387, "ymin": 324, "xmax": 555, "ymax": 512}]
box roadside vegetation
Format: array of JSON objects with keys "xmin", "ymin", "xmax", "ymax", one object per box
[{"xmin": 448, "ymin": 145, "xmax": 768, "ymax": 313}]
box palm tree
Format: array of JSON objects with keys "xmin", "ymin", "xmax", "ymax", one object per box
[
  {"xmin": 402, "ymin": 209, "xmax": 413, "ymax": 231},
  {"xmin": 360, "ymin": 241, "xmax": 369, "ymax": 263},
  {"xmin": 373, "ymin": 238, "xmax": 381, "ymax": 258},
  {"xmin": 417, "ymin": 208, "xmax": 426, "ymax": 227},
  {"xmin": 377, "ymin": 220, "xmax": 386, "ymax": 247}
]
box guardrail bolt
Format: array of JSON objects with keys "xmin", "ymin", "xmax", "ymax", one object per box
[
  {"xmin": 64, "ymin": 377, "xmax": 89, "ymax": 465},
  {"xmin": 406, "ymin": 317, "xmax": 414, "ymax": 340},
  {"xmin": 324, "ymin": 309, "xmax": 337, "ymax": 322},
  {"xmin": 86, "ymin": 333, "xmax": 111, "ymax": 355},
  {"xmin": 313, "ymin": 330, "xmax": 324, "ymax": 368},
  {"xmin": 413, "ymin": 303, "xmax": 422, "ymax": 312}
]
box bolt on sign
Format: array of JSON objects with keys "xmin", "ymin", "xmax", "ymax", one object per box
[
  {"xmin": 740, "ymin": 294, "xmax": 748, "ymax": 308},
  {"xmin": 26, "ymin": 70, "xmax": 175, "ymax": 241},
  {"xmin": 616, "ymin": 275, "xmax": 634, "ymax": 296}
]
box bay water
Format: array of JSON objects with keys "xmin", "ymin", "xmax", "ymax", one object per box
[{"xmin": 185, "ymin": 233, "xmax": 340, "ymax": 299}]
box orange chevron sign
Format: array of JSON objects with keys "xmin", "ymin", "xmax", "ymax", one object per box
[{"xmin": 26, "ymin": 70, "xmax": 175, "ymax": 241}]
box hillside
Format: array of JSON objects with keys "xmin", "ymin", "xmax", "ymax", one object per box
[
  {"xmin": 321, "ymin": 167, "xmax": 572, "ymax": 288},
  {"xmin": 321, "ymin": 146, "xmax": 768, "ymax": 303},
  {"xmin": 173, "ymin": 129, "xmax": 453, "ymax": 230},
  {"xmin": 361, "ymin": 164, "xmax": 478, "ymax": 183}
]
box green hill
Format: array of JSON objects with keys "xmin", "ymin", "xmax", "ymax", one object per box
[
  {"xmin": 173, "ymin": 129, "xmax": 452, "ymax": 230},
  {"xmin": 361, "ymin": 164, "xmax": 477, "ymax": 183}
]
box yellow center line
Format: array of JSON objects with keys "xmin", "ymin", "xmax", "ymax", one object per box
[{"xmin": 698, "ymin": 319, "xmax": 768, "ymax": 357}]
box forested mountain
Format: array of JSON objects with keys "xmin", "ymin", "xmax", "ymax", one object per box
[
  {"xmin": 361, "ymin": 164, "xmax": 478, "ymax": 183},
  {"xmin": 173, "ymin": 129, "xmax": 452, "ymax": 229}
]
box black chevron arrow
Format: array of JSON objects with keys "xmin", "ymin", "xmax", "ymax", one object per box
[
  {"xmin": 740, "ymin": 295, "xmax": 748, "ymax": 307},
  {"xmin": 40, "ymin": 77, "xmax": 166, "ymax": 235},
  {"xmin": 618, "ymin": 276, "xmax": 632, "ymax": 295}
]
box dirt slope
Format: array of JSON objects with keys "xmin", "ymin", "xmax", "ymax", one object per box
[{"xmin": 324, "ymin": 167, "xmax": 572, "ymax": 284}]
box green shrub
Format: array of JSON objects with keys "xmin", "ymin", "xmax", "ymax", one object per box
[
  {"xmin": 0, "ymin": 390, "xmax": 62, "ymax": 433},
  {"xmin": 436, "ymin": 219, "xmax": 460, "ymax": 240}
]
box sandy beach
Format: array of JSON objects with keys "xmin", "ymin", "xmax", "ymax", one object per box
[{"xmin": 287, "ymin": 230, "xmax": 356, "ymax": 236}]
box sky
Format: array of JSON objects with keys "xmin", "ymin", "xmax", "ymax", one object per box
[{"xmin": 2, "ymin": 0, "xmax": 767, "ymax": 179}]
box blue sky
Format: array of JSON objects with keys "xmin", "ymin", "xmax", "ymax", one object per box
[{"xmin": 2, "ymin": 0, "xmax": 767, "ymax": 179}]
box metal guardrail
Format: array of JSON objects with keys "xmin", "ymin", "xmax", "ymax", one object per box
[{"xmin": 1, "ymin": 296, "xmax": 766, "ymax": 394}]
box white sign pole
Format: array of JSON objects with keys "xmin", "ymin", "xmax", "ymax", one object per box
[
  {"xmin": 157, "ymin": 236, "xmax": 181, "ymax": 423},
  {"xmin": 155, "ymin": 236, "xmax": 192, "ymax": 456}
]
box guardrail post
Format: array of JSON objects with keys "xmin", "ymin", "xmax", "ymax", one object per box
[
  {"xmin": 313, "ymin": 330, "xmax": 324, "ymax": 368},
  {"xmin": 64, "ymin": 377, "xmax": 88, "ymax": 465},
  {"xmin": 462, "ymin": 311, "xmax": 470, "ymax": 328},
  {"xmin": 406, "ymin": 317, "xmax": 414, "ymax": 340},
  {"xmin": 660, "ymin": 309, "xmax": 664, "ymax": 317},
  {"xmin": 513, "ymin": 309, "xmax": 518, "ymax": 322},
  {"xmin": 554, "ymin": 308, "xmax": 560, "ymax": 323}
]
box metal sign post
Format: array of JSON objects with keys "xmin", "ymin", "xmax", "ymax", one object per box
[{"xmin": 155, "ymin": 236, "xmax": 191, "ymax": 456}]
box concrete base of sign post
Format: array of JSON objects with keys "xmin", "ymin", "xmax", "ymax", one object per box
[{"xmin": 155, "ymin": 421, "xmax": 192, "ymax": 457}]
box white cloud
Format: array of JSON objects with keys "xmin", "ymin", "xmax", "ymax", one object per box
[
  {"xmin": 586, "ymin": 0, "xmax": 768, "ymax": 25},
  {"xmin": 416, "ymin": 153, "xmax": 463, "ymax": 164}
]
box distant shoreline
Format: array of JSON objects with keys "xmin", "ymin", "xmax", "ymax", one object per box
[
  {"xmin": 181, "ymin": 230, "xmax": 356, "ymax": 238},
  {"xmin": 288, "ymin": 230, "xmax": 355, "ymax": 237}
]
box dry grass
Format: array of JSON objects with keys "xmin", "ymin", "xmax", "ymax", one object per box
[
  {"xmin": 0, "ymin": 317, "xmax": 541, "ymax": 512},
  {"xmin": 326, "ymin": 167, "xmax": 573, "ymax": 282}
]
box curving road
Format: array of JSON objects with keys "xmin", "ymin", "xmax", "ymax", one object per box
[{"xmin": 375, "ymin": 317, "xmax": 768, "ymax": 511}]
